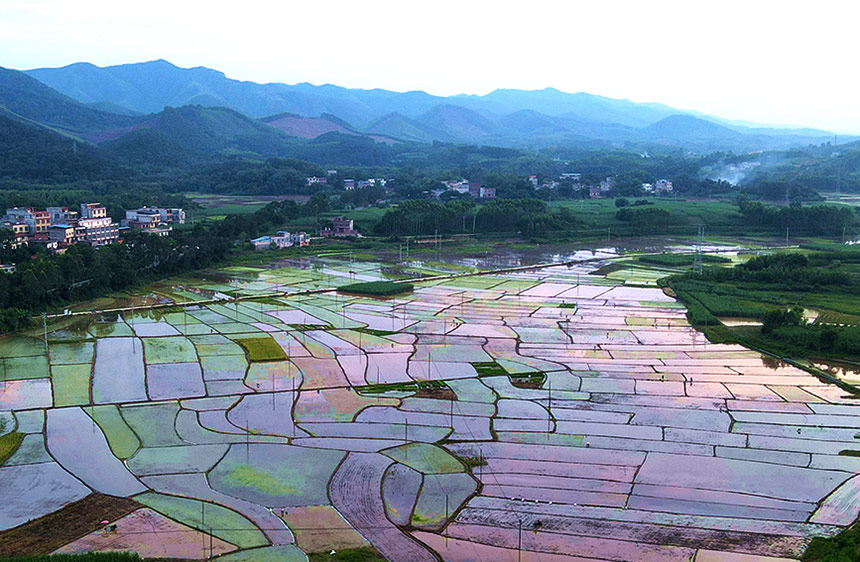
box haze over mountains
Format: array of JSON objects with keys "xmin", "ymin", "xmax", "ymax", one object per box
[{"xmin": 1, "ymin": 59, "xmax": 849, "ymax": 160}]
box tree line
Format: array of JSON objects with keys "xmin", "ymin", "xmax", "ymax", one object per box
[{"xmin": 0, "ymin": 196, "xmax": 329, "ymax": 333}]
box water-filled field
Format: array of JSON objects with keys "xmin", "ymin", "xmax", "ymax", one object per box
[{"xmin": 1, "ymin": 253, "xmax": 858, "ymax": 561}]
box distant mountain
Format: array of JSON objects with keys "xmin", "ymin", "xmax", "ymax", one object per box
[
  {"xmin": 364, "ymin": 113, "xmax": 454, "ymax": 143},
  {"xmin": 455, "ymin": 88, "xmax": 679, "ymax": 127},
  {"xmin": 18, "ymin": 59, "xmax": 854, "ymax": 152},
  {"xmin": 0, "ymin": 66, "xmax": 141, "ymax": 139},
  {"xmin": 118, "ymin": 105, "xmax": 297, "ymax": 157},
  {"xmin": 262, "ymin": 112, "xmax": 358, "ymax": 139},
  {"xmin": 414, "ymin": 104, "xmax": 499, "ymax": 142},
  {"xmin": 643, "ymin": 114, "xmax": 742, "ymax": 142}
]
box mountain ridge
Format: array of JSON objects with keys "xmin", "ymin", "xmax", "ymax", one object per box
[{"xmin": 13, "ymin": 59, "xmax": 855, "ymax": 152}]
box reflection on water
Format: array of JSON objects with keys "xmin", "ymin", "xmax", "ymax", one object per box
[
  {"xmin": 815, "ymin": 360, "xmax": 860, "ymax": 381},
  {"xmin": 446, "ymin": 241, "xmax": 745, "ymax": 270},
  {"xmin": 761, "ymin": 356, "xmax": 789, "ymax": 370}
]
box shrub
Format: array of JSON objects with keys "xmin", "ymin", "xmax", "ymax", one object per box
[{"xmin": 761, "ymin": 307, "xmax": 805, "ymax": 334}]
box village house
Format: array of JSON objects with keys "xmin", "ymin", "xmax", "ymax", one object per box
[
  {"xmin": 123, "ymin": 206, "xmax": 185, "ymax": 236},
  {"xmin": 250, "ymin": 230, "xmax": 310, "ymax": 250},
  {"xmin": 306, "ymin": 176, "xmax": 328, "ymax": 187},
  {"xmin": 320, "ymin": 216, "xmax": 359, "ymax": 237}
]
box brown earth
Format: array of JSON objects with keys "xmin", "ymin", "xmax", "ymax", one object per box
[{"xmin": 0, "ymin": 493, "xmax": 140, "ymax": 557}]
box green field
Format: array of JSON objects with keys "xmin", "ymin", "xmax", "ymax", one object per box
[
  {"xmin": 337, "ymin": 281, "xmax": 414, "ymax": 297},
  {"xmin": 234, "ymin": 336, "xmax": 288, "ymax": 362}
]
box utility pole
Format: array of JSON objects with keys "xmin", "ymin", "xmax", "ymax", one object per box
[
  {"xmin": 42, "ymin": 313, "xmax": 48, "ymax": 357},
  {"xmin": 785, "ymin": 227, "xmax": 789, "ymax": 246},
  {"xmin": 518, "ymin": 519, "xmax": 523, "ymax": 562},
  {"xmin": 547, "ymin": 379, "xmax": 552, "ymax": 435},
  {"xmin": 693, "ymin": 225, "xmax": 704, "ymax": 276}
]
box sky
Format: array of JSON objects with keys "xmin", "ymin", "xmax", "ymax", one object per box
[{"xmin": 1, "ymin": 0, "xmax": 858, "ymax": 132}]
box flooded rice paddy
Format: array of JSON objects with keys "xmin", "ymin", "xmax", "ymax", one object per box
[{"xmin": 0, "ymin": 251, "xmax": 858, "ymax": 561}]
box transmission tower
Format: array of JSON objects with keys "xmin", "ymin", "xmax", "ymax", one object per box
[{"xmin": 693, "ymin": 225, "xmax": 704, "ymax": 276}]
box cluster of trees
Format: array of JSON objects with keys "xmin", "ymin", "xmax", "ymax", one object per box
[
  {"xmin": 761, "ymin": 306, "xmax": 805, "ymax": 334},
  {"xmin": 615, "ymin": 206, "xmax": 673, "ymax": 234},
  {"xmin": 211, "ymin": 195, "xmax": 330, "ymax": 242},
  {"xmin": 743, "ymin": 180, "xmax": 823, "ymax": 203},
  {"xmin": 375, "ymin": 198, "xmax": 579, "ymax": 238},
  {"xmin": 765, "ymin": 324, "xmax": 860, "ymax": 356},
  {"xmin": 0, "ymin": 228, "xmax": 230, "ymax": 332},
  {"xmin": 736, "ymin": 196, "xmax": 857, "ymax": 236},
  {"xmin": 701, "ymin": 253, "xmax": 852, "ymax": 288}
]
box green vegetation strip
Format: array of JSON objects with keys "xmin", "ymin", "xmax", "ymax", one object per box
[
  {"xmin": 234, "ymin": 336, "xmax": 287, "ymax": 362},
  {"xmin": 356, "ymin": 380, "xmax": 445, "ymax": 395},
  {"xmin": 135, "ymin": 492, "xmax": 267, "ymax": 549},
  {"xmin": 471, "ymin": 361, "xmax": 508, "ymax": 377},
  {"xmin": 0, "ymin": 432, "xmax": 24, "ymax": 467},
  {"xmin": 638, "ymin": 253, "xmax": 731, "ymax": 267},
  {"xmin": 337, "ymin": 281, "xmax": 414, "ymax": 297},
  {"xmin": 308, "ymin": 548, "xmax": 386, "ymax": 561},
  {"xmin": 87, "ymin": 405, "xmax": 140, "ymax": 459}
]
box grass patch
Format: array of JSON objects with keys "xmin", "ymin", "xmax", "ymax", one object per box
[
  {"xmin": 234, "ymin": 337, "xmax": 287, "ymax": 362},
  {"xmin": 0, "ymin": 432, "xmax": 24, "ymax": 467},
  {"xmin": 308, "ymin": 547, "xmax": 386, "ymax": 561},
  {"xmin": 838, "ymin": 450, "xmax": 860, "ymax": 457},
  {"xmin": 471, "ymin": 361, "xmax": 508, "ymax": 376},
  {"xmin": 337, "ymin": 281, "xmax": 413, "ymax": 297},
  {"xmin": 558, "ymin": 303, "xmax": 577, "ymax": 309}
]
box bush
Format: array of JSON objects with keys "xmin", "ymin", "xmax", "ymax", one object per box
[
  {"xmin": 614, "ymin": 198, "xmax": 629, "ymax": 208},
  {"xmin": 761, "ymin": 306, "xmax": 805, "ymax": 334},
  {"xmin": 802, "ymin": 524, "xmax": 860, "ymax": 561}
]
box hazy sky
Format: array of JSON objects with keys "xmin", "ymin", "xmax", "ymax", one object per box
[{"xmin": 2, "ymin": 0, "xmax": 857, "ymax": 132}]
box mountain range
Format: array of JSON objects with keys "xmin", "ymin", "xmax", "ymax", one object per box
[{"xmin": 0, "ymin": 59, "xmax": 850, "ymax": 162}]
